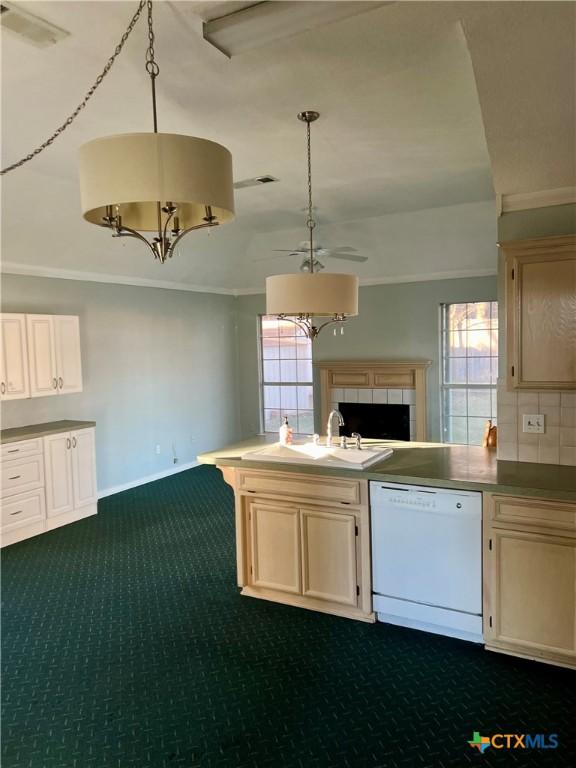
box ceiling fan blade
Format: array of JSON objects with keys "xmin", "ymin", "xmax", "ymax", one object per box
[
  {"xmin": 329, "ymin": 253, "xmax": 368, "ymax": 263},
  {"xmin": 253, "ymin": 253, "xmax": 296, "ymax": 262},
  {"xmin": 272, "ymin": 249, "xmax": 305, "ymax": 253},
  {"xmin": 328, "ymin": 246, "xmax": 358, "ymax": 253}
]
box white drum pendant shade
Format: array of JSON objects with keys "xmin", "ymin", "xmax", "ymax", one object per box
[
  {"xmin": 266, "ymin": 273, "xmax": 359, "ymax": 317},
  {"xmin": 79, "ymin": 132, "xmax": 235, "ymax": 230}
]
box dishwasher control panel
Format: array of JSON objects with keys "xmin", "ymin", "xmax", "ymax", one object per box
[{"xmin": 370, "ymin": 482, "xmax": 479, "ymax": 514}]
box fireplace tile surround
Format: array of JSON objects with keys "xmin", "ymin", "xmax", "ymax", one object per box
[{"xmin": 317, "ymin": 360, "xmax": 430, "ymax": 442}]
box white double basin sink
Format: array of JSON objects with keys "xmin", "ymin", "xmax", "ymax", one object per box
[{"xmin": 242, "ymin": 441, "xmax": 393, "ymax": 470}]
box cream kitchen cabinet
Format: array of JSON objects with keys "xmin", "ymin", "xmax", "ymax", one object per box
[
  {"xmin": 26, "ymin": 314, "xmax": 83, "ymax": 398},
  {"xmin": 44, "ymin": 432, "xmax": 74, "ymax": 516},
  {"xmin": 249, "ymin": 501, "xmax": 301, "ymax": 594},
  {"xmin": 0, "ymin": 314, "xmax": 30, "ymax": 401},
  {"xmin": 1, "ymin": 423, "xmax": 97, "ymax": 547},
  {"xmin": 225, "ymin": 467, "xmax": 374, "ymax": 622},
  {"xmin": 44, "ymin": 427, "xmax": 97, "ymax": 528},
  {"xmin": 300, "ymin": 507, "xmax": 357, "ymax": 606},
  {"xmin": 483, "ymin": 493, "xmax": 576, "ymax": 669},
  {"xmin": 502, "ymin": 235, "xmax": 576, "ymax": 389}
]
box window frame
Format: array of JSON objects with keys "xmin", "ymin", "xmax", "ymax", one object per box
[
  {"xmin": 439, "ymin": 300, "xmax": 498, "ymax": 446},
  {"xmin": 257, "ymin": 315, "xmax": 314, "ymax": 436}
]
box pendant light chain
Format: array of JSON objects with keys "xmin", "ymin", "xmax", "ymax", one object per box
[
  {"xmin": 145, "ymin": 0, "xmax": 160, "ymax": 133},
  {"xmin": 1, "ymin": 0, "xmax": 147, "ymax": 176},
  {"xmin": 305, "ymin": 119, "xmax": 316, "ymax": 273}
]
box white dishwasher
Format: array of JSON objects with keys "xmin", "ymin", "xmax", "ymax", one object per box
[{"xmin": 370, "ymin": 482, "xmax": 482, "ymax": 643}]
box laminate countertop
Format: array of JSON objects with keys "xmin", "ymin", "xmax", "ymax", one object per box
[
  {"xmin": 198, "ymin": 436, "xmax": 576, "ymax": 502},
  {"xmin": 1, "ymin": 420, "xmax": 96, "ymax": 444}
]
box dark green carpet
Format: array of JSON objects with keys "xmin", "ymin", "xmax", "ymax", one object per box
[{"xmin": 2, "ymin": 465, "xmax": 575, "ymax": 768}]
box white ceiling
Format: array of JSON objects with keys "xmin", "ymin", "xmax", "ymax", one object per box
[{"xmin": 1, "ymin": 1, "xmax": 574, "ymax": 292}]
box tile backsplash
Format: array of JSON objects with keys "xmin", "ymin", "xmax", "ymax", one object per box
[{"xmin": 497, "ymin": 386, "xmax": 576, "ymax": 465}]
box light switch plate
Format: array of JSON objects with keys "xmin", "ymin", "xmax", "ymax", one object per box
[{"xmin": 522, "ymin": 414, "xmax": 545, "ymax": 434}]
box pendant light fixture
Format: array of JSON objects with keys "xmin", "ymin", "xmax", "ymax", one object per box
[
  {"xmin": 78, "ymin": 0, "xmax": 234, "ymax": 263},
  {"xmin": 266, "ymin": 111, "xmax": 358, "ymax": 339}
]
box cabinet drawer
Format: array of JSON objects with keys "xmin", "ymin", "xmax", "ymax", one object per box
[
  {"xmin": 1, "ymin": 455, "xmax": 44, "ymax": 497},
  {"xmin": 489, "ymin": 494, "xmax": 576, "ymax": 537},
  {"xmin": 239, "ymin": 470, "xmax": 364, "ymax": 507},
  {"xmin": 1, "ymin": 438, "xmax": 42, "ymax": 461},
  {"xmin": 2, "ymin": 489, "xmax": 45, "ymax": 530}
]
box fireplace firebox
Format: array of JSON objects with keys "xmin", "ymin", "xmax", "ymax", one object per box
[{"xmin": 338, "ymin": 402, "xmax": 410, "ymax": 441}]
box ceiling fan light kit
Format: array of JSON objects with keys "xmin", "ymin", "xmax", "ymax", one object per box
[
  {"xmin": 78, "ymin": 0, "xmax": 234, "ymax": 264},
  {"xmin": 265, "ymin": 110, "xmax": 359, "ymax": 340}
]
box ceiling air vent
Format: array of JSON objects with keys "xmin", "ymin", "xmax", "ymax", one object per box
[
  {"xmin": 1, "ymin": 2, "xmax": 69, "ymax": 47},
  {"xmin": 234, "ymin": 174, "xmax": 279, "ymax": 190}
]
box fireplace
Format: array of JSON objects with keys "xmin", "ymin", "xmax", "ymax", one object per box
[
  {"xmin": 317, "ymin": 360, "xmax": 431, "ymax": 442},
  {"xmin": 338, "ymin": 402, "xmax": 410, "ymax": 441}
]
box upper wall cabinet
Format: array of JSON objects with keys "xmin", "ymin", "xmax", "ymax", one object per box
[
  {"xmin": 27, "ymin": 315, "xmax": 83, "ymax": 397},
  {"xmin": 54, "ymin": 316, "xmax": 83, "ymax": 395},
  {"xmin": 0, "ymin": 314, "xmax": 30, "ymax": 401},
  {"xmin": 502, "ymin": 235, "xmax": 576, "ymax": 390},
  {"xmin": 0, "ymin": 314, "xmax": 83, "ymax": 401}
]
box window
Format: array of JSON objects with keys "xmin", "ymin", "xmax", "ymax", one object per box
[
  {"xmin": 259, "ymin": 315, "xmax": 314, "ymax": 435},
  {"xmin": 441, "ymin": 301, "xmax": 498, "ymax": 446}
]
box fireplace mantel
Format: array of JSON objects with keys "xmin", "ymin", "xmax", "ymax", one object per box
[{"xmin": 316, "ymin": 360, "xmax": 431, "ymax": 441}]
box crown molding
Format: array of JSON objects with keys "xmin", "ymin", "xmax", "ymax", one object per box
[
  {"xmin": 0, "ymin": 261, "xmax": 238, "ymax": 296},
  {"xmin": 234, "ymin": 267, "xmax": 497, "ymax": 296},
  {"xmin": 501, "ymin": 186, "xmax": 576, "ymax": 214},
  {"xmin": 1, "ymin": 262, "xmax": 497, "ymax": 297},
  {"xmin": 358, "ymin": 267, "xmax": 497, "ymax": 287}
]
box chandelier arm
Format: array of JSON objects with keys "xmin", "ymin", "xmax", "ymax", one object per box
[
  {"xmin": 278, "ymin": 315, "xmax": 312, "ymax": 338},
  {"xmin": 313, "ymin": 315, "xmax": 347, "ymax": 336},
  {"xmin": 1, "ymin": 0, "xmax": 147, "ymax": 175},
  {"xmin": 166, "ymin": 221, "xmax": 220, "ymax": 258},
  {"xmin": 110, "ymin": 225, "xmax": 161, "ymax": 260},
  {"xmin": 162, "ymin": 207, "xmax": 176, "ymax": 248}
]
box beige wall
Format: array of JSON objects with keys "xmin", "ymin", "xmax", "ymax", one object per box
[{"xmin": 1, "ymin": 275, "xmax": 241, "ymax": 492}]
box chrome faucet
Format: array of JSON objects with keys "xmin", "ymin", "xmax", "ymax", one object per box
[{"xmin": 326, "ymin": 409, "xmax": 345, "ymax": 446}]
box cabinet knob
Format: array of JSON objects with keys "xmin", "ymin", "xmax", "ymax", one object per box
[
  {"xmin": 58, "ymin": 377, "xmax": 63, "ymax": 389},
  {"xmin": 0, "ymin": 382, "xmax": 5, "ymax": 395},
  {"xmin": 52, "ymin": 378, "xmax": 58, "ymax": 389},
  {"xmin": 66, "ymin": 438, "xmax": 71, "ymax": 449},
  {"xmin": 72, "ymin": 437, "xmax": 77, "ymax": 448}
]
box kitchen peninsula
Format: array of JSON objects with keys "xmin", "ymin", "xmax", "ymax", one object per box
[{"xmin": 199, "ymin": 437, "xmax": 576, "ymax": 669}]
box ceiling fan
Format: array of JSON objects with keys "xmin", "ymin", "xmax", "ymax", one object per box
[
  {"xmin": 256, "ymin": 241, "xmax": 368, "ymax": 271},
  {"xmin": 274, "ymin": 240, "xmax": 368, "ymax": 262}
]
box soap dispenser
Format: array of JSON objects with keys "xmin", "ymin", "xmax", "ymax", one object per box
[{"xmin": 279, "ymin": 416, "xmax": 294, "ymax": 446}]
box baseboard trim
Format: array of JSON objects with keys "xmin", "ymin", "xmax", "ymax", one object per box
[{"xmin": 98, "ymin": 461, "xmax": 199, "ymax": 499}]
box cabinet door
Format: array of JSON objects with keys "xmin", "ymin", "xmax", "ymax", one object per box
[
  {"xmin": 0, "ymin": 314, "xmax": 30, "ymax": 400},
  {"xmin": 71, "ymin": 428, "xmax": 97, "ymax": 508},
  {"xmin": 249, "ymin": 501, "xmax": 301, "ymax": 594},
  {"xmin": 505, "ymin": 240, "xmax": 576, "ymax": 388},
  {"xmin": 44, "ymin": 433, "xmax": 74, "ymax": 517},
  {"xmin": 486, "ymin": 528, "xmax": 576, "ymax": 660},
  {"xmin": 27, "ymin": 315, "xmax": 58, "ymax": 398},
  {"xmin": 54, "ymin": 316, "xmax": 83, "ymax": 394},
  {"xmin": 301, "ymin": 508, "xmax": 357, "ymax": 606}
]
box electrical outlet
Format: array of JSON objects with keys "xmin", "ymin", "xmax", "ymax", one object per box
[
  {"xmin": 522, "ymin": 414, "xmax": 545, "ymax": 434},
  {"xmin": 155, "ymin": 444, "xmax": 161, "ymax": 455}
]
